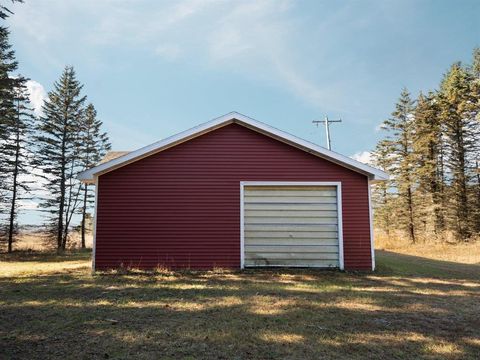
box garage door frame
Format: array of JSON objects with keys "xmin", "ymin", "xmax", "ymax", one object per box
[{"xmin": 240, "ymin": 181, "xmax": 344, "ymax": 270}]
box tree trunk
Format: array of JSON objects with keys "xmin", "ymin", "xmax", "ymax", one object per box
[
  {"xmin": 383, "ymin": 187, "xmax": 390, "ymax": 237},
  {"xmin": 81, "ymin": 184, "xmax": 88, "ymax": 248},
  {"xmin": 431, "ymin": 176, "xmax": 445, "ymax": 235},
  {"xmin": 58, "ymin": 189, "xmax": 65, "ymax": 251},
  {"xmin": 57, "ymin": 129, "xmax": 67, "ymax": 251},
  {"xmin": 475, "ymin": 161, "xmax": 480, "ymax": 233},
  {"xmin": 7, "ymin": 102, "xmax": 21, "ymax": 253},
  {"xmin": 62, "ymin": 179, "xmax": 82, "ymax": 250},
  {"xmin": 457, "ymin": 168, "xmax": 469, "ymax": 240},
  {"xmin": 437, "ymin": 143, "xmax": 446, "ymax": 239},
  {"xmin": 62, "ymin": 225, "xmax": 68, "ymax": 250},
  {"xmin": 407, "ymin": 185, "xmax": 415, "ymax": 243},
  {"xmin": 428, "ymin": 139, "xmax": 444, "ymax": 235},
  {"xmin": 7, "ymin": 134, "xmax": 20, "ymax": 253},
  {"xmin": 455, "ymin": 124, "xmax": 469, "ymax": 241}
]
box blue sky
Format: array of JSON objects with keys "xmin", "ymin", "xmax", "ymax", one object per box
[{"xmin": 6, "ymin": 0, "xmax": 480, "ymax": 224}]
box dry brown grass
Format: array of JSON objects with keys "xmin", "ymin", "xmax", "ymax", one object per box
[
  {"xmin": 375, "ymin": 232, "xmax": 480, "ymax": 265},
  {"xmin": 3, "ymin": 231, "xmax": 93, "ymax": 252},
  {"xmin": 1, "ymin": 250, "xmax": 479, "ymax": 359}
]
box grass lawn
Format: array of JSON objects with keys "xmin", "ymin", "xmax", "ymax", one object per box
[{"xmin": 1, "ymin": 250, "xmax": 479, "ymax": 359}]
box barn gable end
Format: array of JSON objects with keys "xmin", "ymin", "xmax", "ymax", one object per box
[
  {"xmin": 93, "ymin": 122, "xmax": 377, "ymax": 271},
  {"xmin": 79, "ymin": 112, "xmax": 388, "ymax": 183}
]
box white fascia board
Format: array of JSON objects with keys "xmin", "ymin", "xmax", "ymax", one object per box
[{"xmin": 78, "ymin": 111, "xmax": 389, "ymax": 181}]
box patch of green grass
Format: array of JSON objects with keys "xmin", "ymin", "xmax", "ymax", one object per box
[
  {"xmin": 376, "ymin": 250, "xmax": 480, "ymax": 280},
  {"xmin": 0, "ymin": 248, "xmax": 92, "ymax": 262},
  {"xmin": 1, "ymin": 250, "xmax": 479, "ymax": 359}
]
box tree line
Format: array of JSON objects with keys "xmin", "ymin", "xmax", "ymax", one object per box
[
  {"xmin": 372, "ymin": 49, "xmax": 480, "ymax": 243},
  {"xmin": 0, "ymin": 2, "xmax": 110, "ymax": 252}
]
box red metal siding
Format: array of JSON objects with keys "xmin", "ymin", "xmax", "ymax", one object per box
[{"xmin": 95, "ymin": 123, "xmax": 372, "ymax": 270}]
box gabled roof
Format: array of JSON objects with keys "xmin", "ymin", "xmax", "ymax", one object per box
[{"xmin": 78, "ymin": 111, "xmax": 389, "ymax": 183}]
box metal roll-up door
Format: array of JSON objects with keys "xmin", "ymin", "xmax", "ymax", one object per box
[{"xmin": 243, "ymin": 185, "xmax": 340, "ymax": 267}]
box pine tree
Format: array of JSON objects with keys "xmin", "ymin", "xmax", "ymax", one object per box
[
  {"xmin": 35, "ymin": 66, "xmax": 86, "ymax": 250},
  {"xmin": 371, "ymin": 139, "xmax": 395, "ymax": 237},
  {"xmin": 0, "ymin": 1, "xmax": 23, "ymax": 105},
  {"xmin": 413, "ymin": 91, "xmax": 445, "ymax": 235},
  {"xmin": 0, "ymin": 10, "xmax": 31, "ymax": 251},
  {"xmin": 0, "ymin": 1, "xmax": 23, "ymax": 20},
  {"xmin": 372, "ymin": 48, "xmax": 480, "ymax": 244},
  {"xmin": 380, "ymin": 88, "xmax": 417, "ymax": 242},
  {"xmin": 468, "ymin": 48, "xmax": 480, "ymax": 234},
  {"xmin": 471, "ymin": 48, "xmax": 480, "ymax": 79},
  {"xmin": 1, "ymin": 80, "xmax": 34, "ymax": 252},
  {"xmin": 78, "ymin": 104, "xmax": 110, "ymax": 248},
  {"xmin": 0, "ymin": 26, "xmax": 19, "ymax": 200},
  {"xmin": 438, "ymin": 63, "xmax": 478, "ymax": 240}
]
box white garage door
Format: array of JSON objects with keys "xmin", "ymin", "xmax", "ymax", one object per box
[{"xmin": 242, "ymin": 184, "xmax": 342, "ymax": 268}]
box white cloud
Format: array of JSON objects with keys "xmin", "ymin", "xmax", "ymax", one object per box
[
  {"xmin": 198, "ymin": 0, "xmax": 341, "ymax": 110},
  {"xmin": 351, "ymin": 151, "xmax": 372, "ymax": 165},
  {"xmin": 82, "ymin": 0, "xmax": 218, "ymax": 45},
  {"xmin": 9, "ymin": 0, "xmax": 334, "ymax": 110},
  {"xmin": 155, "ymin": 44, "xmax": 182, "ymax": 61},
  {"xmin": 25, "ymin": 80, "xmax": 47, "ymax": 116}
]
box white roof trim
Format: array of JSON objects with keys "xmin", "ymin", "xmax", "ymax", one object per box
[{"xmin": 78, "ymin": 111, "xmax": 389, "ymax": 182}]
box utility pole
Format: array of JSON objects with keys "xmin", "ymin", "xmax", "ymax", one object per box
[{"xmin": 312, "ymin": 116, "xmax": 342, "ymax": 150}]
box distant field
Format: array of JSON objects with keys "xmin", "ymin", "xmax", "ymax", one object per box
[
  {"xmin": 375, "ymin": 234, "xmax": 480, "ymax": 265},
  {"xmin": 2, "ymin": 231, "xmax": 93, "ymax": 252},
  {"xmin": 8, "ymin": 231, "xmax": 479, "ymax": 266},
  {"xmin": 1, "ymin": 248, "xmax": 479, "ymax": 359}
]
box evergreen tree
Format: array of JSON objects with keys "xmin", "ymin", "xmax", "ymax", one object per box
[
  {"xmin": 468, "ymin": 48, "xmax": 480, "ymax": 233},
  {"xmin": 438, "ymin": 63, "xmax": 478, "ymax": 240},
  {"xmin": 372, "ymin": 48, "xmax": 480, "ymax": 244},
  {"xmin": 380, "ymin": 88, "xmax": 417, "ymax": 242},
  {"xmin": 0, "ymin": 0, "xmax": 23, "ymax": 103},
  {"xmin": 0, "ymin": 1, "xmax": 23, "ymax": 20},
  {"xmin": 471, "ymin": 47, "xmax": 480, "ymax": 79},
  {"xmin": 0, "ymin": 26, "xmax": 19, "ymax": 201},
  {"xmin": 413, "ymin": 91, "xmax": 445, "ymax": 235},
  {"xmin": 0, "ymin": 41, "xmax": 12, "ymax": 229},
  {"xmin": 1, "ymin": 80, "xmax": 34, "ymax": 252},
  {"xmin": 78, "ymin": 104, "xmax": 110, "ymax": 248},
  {"xmin": 0, "ymin": 5, "xmax": 30, "ymax": 251},
  {"xmin": 371, "ymin": 139, "xmax": 395, "ymax": 237},
  {"xmin": 35, "ymin": 66, "xmax": 86, "ymax": 250}
]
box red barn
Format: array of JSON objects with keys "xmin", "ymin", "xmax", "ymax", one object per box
[{"xmin": 79, "ymin": 112, "xmax": 388, "ymax": 272}]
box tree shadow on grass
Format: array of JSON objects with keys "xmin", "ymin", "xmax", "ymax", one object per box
[
  {"xmin": 1, "ymin": 252, "xmax": 480, "ymax": 360},
  {"xmin": 376, "ymin": 250, "xmax": 480, "ymax": 281},
  {"xmin": 0, "ymin": 249, "xmax": 92, "ymax": 263}
]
